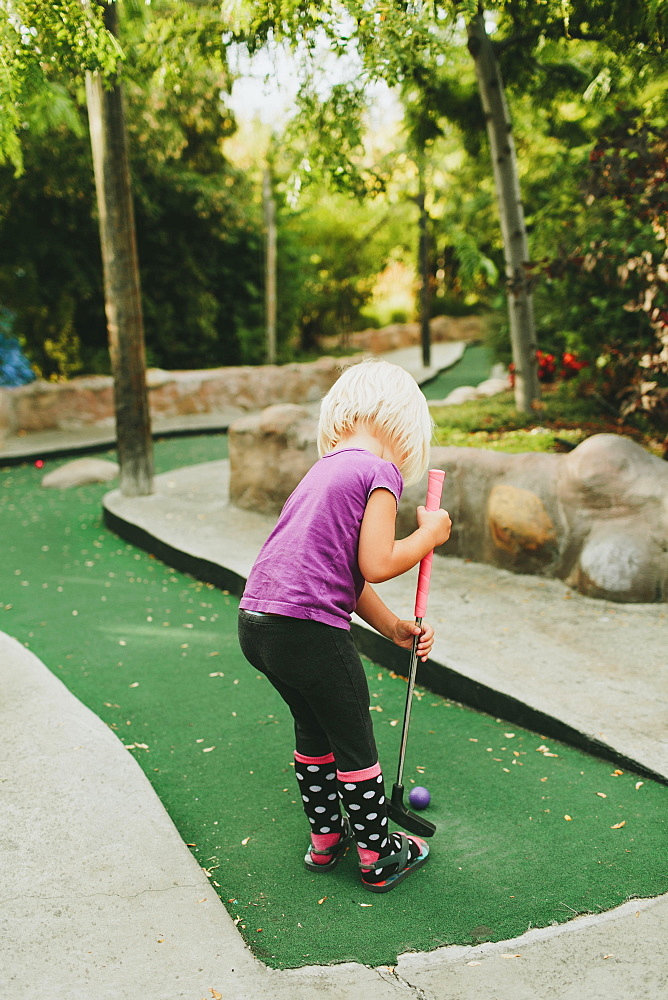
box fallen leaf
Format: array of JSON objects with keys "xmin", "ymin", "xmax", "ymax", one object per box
[
  {"xmin": 635, "ymin": 782, "xmax": 644, "ymax": 790},
  {"xmin": 203, "ymin": 746, "xmax": 216, "ymax": 753},
  {"xmin": 318, "ymin": 896, "xmax": 327, "ymax": 904},
  {"xmin": 596, "ymin": 792, "xmax": 607, "ymax": 798},
  {"xmin": 503, "ymin": 733, "xmax": 515, "ymax": 738},
  {"xmin": 612, "ymin": 769, "xmax": 624, "ymax": 776},
  {"xmin": 359, "ymin": 903, "xmax": 373, "ymax": 907},
  {"xmin": 564, "ymin": 815, "xmax": 572, "ymax": 821},
  {"xmin": 210, "ymin": 990, "xmax": 223, "ymax": 1000},
  {"xmin": 603, "ymin": 954, "xmax": 614, "ymax": 960},
  {"xmin": 241, "ymin": 837, "xmax": 250, "ymax": 846},
  {"xmin": 501, "ymin": 953, "xmax": 521, "ymax": 959},
  {"xmin": 466, "ymin": 961, "xmax": 482, "ymax": 966},
  {"xmin": 611, "ymin": 821, "xmax": 626, "ymax": 829}
]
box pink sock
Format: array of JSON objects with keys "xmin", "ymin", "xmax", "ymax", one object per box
[
  {"xmin": 358, "ymin": 847, "xmax": 381, "ymax": 872},
  {"xmin": 310, "ymin": 832, "xmax": 342, "ymax": 865}
]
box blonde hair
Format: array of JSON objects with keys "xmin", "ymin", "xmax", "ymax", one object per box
[{"xmin": 317, "ymin": 359, "xmax": 433, "ymax": 486}]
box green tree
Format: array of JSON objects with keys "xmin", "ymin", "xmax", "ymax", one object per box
[
  {"xmin": 530, "ymin": 106, "xmax": 668, "ymax": 451},
  {"xmin": 0, "ymin": 1, "xmax": 267, "ymax": 376},
  {"xmin": 278, "ymin": 189, "xmax": 397, "ymax": 352},
  {"xmin": 86, "ymin": 0, "xmax": 153, "ymax": 497},
  {"xmin": 227, "ymin": 0, "xmax": 542, "ymax": 407},
  {"xmin": 0, "ymin": 0, "xmax": 119, "ymax": 173},
  {"xmin": 227, "ymin": 0, "xmax": 667, "ymax": 412}
]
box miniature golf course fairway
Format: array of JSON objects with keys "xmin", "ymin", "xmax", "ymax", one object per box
[
  {"xmin": 421, "ymin": 343, "xmax": 493, "ymax": 399},
  {"xmin": 2, "ymin": 436, "xmax": 668, "ymax": 972}
]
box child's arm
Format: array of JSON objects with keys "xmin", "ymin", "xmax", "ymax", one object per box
[
  {"xmin": 355, "ymin": 583, "xmax": 435, "ymax": 661},
  {"xmin": 358, "ymin": 488, "xmax": 451, "ymax": 584}
]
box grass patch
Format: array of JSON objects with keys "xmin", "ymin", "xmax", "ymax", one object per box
[
  {"xmin": 432, "ymin": 384, "xmax": 663, "ymax": 456},
  {"xmin": 421, "ymin": 343, "xmax": 494, "ymax": 400}
]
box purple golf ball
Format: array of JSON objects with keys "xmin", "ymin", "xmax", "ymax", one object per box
[{"xmin": 408, "ymin": 785, "xmax": 431, "ymax": 810}]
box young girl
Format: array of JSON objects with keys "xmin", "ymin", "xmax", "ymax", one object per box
[{"xmin": 238, "ymin": 359, "xmax": 451, "ymax": 892}]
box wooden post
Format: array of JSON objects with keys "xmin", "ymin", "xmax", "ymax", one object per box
[
  {"xmin": 85, "ymin": 2, "xmax": 153, "ymax": 496},
  {"xmin": 417, "ymin": 149, "xmax": 431, "ymax": 370},
  {"xmin": 263, "ymin": 165, "xmax": 277, "ymax": 365}
]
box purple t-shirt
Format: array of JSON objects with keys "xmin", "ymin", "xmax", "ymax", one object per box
[{"xmin": 240, "ymin": 448, "xmax": 404, "ymax": 629}]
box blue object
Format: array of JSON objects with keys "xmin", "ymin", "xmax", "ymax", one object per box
[
  {"xmin": 408, "ymin": 785, "xmax": 431, "ymax": 810},
  {"xmin": 0, "ymin": 310, "xmax": 35, "ymax": 387}
]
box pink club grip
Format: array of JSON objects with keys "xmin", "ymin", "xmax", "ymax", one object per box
[{"xmin": 414, "ymin": 469, "xmax": 446, "ymax": 618}]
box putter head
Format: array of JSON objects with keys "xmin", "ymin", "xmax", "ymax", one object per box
[{"xmin": 387, "ymin": 783, "xmax": 436, "ymax": 838}]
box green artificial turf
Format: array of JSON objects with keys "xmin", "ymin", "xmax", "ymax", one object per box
[
  {"xmin": 2, "ymin": 436, "xmax": 667, "ymax": 970},
  {"xmin": 421, "ymin": 343, "xmax": 493, "ymax": 400}
]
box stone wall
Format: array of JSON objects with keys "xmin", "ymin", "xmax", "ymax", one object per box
[
  {"xmin": 0, "ymin": 356, "xmax": 357, "ymax": 440},
  {"xmin": 0, "ymin": 315, "xmax": 486, "ymax": 442},
  {"xmin": 317, "ymin": 314, "xmax": 483, "ymax": 355},
  {"xmin": 229, "ymin": 404, "xmax": 668, "ymax": 603}
]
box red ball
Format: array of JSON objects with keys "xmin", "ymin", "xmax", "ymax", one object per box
[{"xmin": 35, "ymin": 460, "xmax": 44, "ymax": 468}]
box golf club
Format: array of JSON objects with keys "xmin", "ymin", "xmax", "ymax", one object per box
[{"xmin": 387, "ymin": 468, "xmax": 446, "ymax": 838}]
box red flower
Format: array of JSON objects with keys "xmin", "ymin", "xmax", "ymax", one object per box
[{"xmin": 508, "ymin": 350, "xmax": 588, "ymax": 385}]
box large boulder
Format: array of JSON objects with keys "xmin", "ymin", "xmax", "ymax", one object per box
[
  {"xmin": 399, "ymin": 434, "xmax": 668, "ymax": 603},
  {"xmin": 557, "ymin": 434, "xmax": 668, "ymax": 602},
  {"xmin": 41, "ymin": 458, "xmax": 119, "ymax": 489},
  {"xmin": 228, "ymin": 402, "xmax": 668, "ymax": 603},
  {"xmin": 228, "ymin": 404, "xmax": 319, "ymax": 516}
]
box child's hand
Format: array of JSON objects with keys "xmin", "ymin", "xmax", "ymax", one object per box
[
  {"xmin": 416, "ymin": 506, "xmax": 452, "ymax": 549},
  {"xmin": 392, "ymin": 619, "xmax": 435, "ymax": 662}
]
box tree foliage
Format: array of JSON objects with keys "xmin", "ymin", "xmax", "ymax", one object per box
[
  {"xmin": 0, "ymin": 0, "xmax": 120, "ymax": 173},
  {"xmin": 3, "ymin": 0, "xmax": 667, "ymax": 412},
  {"xmin": 531, "ymin": 106, "xmax": 667, "ymax": 444},
  {"xmin": 0, "ymin": 1, "xmax": 271, "ymax": 377}
]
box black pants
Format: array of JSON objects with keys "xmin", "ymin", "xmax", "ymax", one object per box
[{"xmin": 238, "ymin": 609, "xmax": 378, "ymax": 772}]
